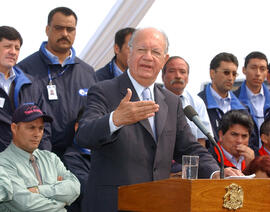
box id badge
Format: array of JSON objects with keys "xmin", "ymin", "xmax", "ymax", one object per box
[
  {"xmin": 0, "ymin": 97, "xmax": 5, "ymax": 108},
  {"xmin": 47, "ymin": 85, "xmax": 58, "ymax": 100}
]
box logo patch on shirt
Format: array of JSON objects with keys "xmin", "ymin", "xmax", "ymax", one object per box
[{"xmin": 78, "ymin": 88, "xmax": 88, "ymax": 96}]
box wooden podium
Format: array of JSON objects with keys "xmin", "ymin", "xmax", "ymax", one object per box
[{"xmin": 118, "ymin": 178, "xmax": 270, "ymax": 211}]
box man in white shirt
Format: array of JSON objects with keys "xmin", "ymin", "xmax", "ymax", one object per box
[{"xmin": 162, "ymin": 56, "xmax": 212, "ymax": 147}]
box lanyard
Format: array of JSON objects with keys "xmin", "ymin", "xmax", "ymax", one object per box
[{"xmin": 48, "ymin": 66, "xmax": 69, "ymax": 85}]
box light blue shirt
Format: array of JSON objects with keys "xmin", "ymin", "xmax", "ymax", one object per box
[
  {"xmin": 109, "ymin": 69, "xmax": 155, "ymax": 137},
  {"xmin": 210, "ymin": 85, "xmax": 231, "ymax": 114},
  {"xmin": 221, "ymin": 145, "xmax": 245, "ymax": 170},
  {"xmin": 0, "ymin": 166, "xmax": 12, "ymax": 203},
  {"xmin": 112, "ymin": 60, "xmax": 124, "ymax": 77},
  {"xmin": 0, "ymin": 142, "xmax": 80, "ymax": 212},
  {"xmin": 245, "ymin": 85, "xmax": 265, "ymax": 130},
  {"xmin": 45, "ymin": 48, "xmax": 72, "ymax": 67},
  {"xmin": 180, "ymin": 90, "xmax": 213, "ymax": 140},
  {"xmin": 0, "ymin": 68, "xmax": 16, "ymax": 94}
]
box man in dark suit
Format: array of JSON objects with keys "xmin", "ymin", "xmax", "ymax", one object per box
[{"xmin": 77, "ymin": 27, "xmax": 242, "ymax": 212}]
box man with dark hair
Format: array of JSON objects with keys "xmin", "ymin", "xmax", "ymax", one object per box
[
  {"xmin": 210, "ymin": 110, "xmax": 255, "ymax": 171},
  {"xmin": 258, "ymin": 118, "xmax": 270, "ymax": 155},
  {"xmin": 234, "ymin": 51, "xmax": 270, "ymax": 151},
  {"xmin": 96, "ymin": 27, "xmax": 135, "ymax": 81},
  {"xmin": 0, "ymin": 25, "xmax": 51, "ymax": 152},
  {"xmin": 0, "ymin": 103, "xmax": 80, "ymax": 211},
  {"xmin": 17, "ymin": 7, "xmax": 96, "ymax": 158},
  {"xmin": 198, "ymin": 52, "xmax": 247, "ymax": 146}
]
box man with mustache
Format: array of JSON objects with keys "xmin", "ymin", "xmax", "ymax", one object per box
[
  {"xmin": 17, "ymin": 7, "xmax": 96, "ymax": 158},
  {"xmin": 234, "ymin": 51, "xmax": 270, "ymax": 152},
  {"xmin": 162, "ymin": 56, "xmax": 212, "ymax": 147},
  {"xmin": 198, "ymin": 52, "xmax": 247, "ymax": 149}
]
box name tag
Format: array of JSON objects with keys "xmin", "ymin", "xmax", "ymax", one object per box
[{"xmin": 47, "ymin": 85, "xmax": 58, "ymax": 100}]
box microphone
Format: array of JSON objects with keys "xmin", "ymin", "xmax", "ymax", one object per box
[{"xmin": 183, "ymin": 105, "xmax": 224, "ymax": 179}]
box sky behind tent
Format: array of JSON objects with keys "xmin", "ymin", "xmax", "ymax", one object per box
[{"xmin": 2, "ymin": 0, "xmax": 270, "ymax": 94}]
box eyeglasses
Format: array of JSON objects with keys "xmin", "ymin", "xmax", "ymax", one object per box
[
  {"xmin": 133, "ymin": 46, "xmax": 164, "ymax": 59},
  {"xmin": 215, "ymin": 69, "xmax": 238, "ymax": 77},
  {"xmin": 53, "ymin": 25, "xmax": 76, "ymax": 33}
]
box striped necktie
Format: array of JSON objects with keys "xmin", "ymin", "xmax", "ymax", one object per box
[
  {"xmin": 142, "ymin": 87, "xmax": 151, "ymax": 101},
  {"xmin": 142, "ymin": 88, "xmax": 156, "ymax": 140},
  {"xmin": 30, "ymin": 155, "xmax": 43, "ymax": 185}
]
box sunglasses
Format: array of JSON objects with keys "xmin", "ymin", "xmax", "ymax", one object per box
[{"xmin": 216, "ymin": 69, "xmax": 238, "ymax": 77}]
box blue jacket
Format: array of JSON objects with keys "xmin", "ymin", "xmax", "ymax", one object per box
[
  {"xmin": 95, "ymin": 57, "xmax": 115, "ymax": 81},
  {"xmin": 198, "ymin": 83, "xmax": 247, "ymax": 148},
  {"xmin": 234, "ymin": 81, "xmax": 270, "ymax": 150},
  {"xmin": 17, "ymin": 42, "xmax": 97, "ymax": 156},
  {"xmin": 0, "ymin": 67, "xmax": 51, "ymax": 152}
]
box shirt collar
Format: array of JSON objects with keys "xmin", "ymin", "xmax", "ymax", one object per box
[
  {"xmin": 245, "ymin": 84, "xmax": 264, "ymax": 99},
  {"xmin": 210, "ymin": 85, "xmax": 231, "ymax": 102},
  {"xmin": 0, "ymin": 67, "xmax": 16, "ymax": 80},
  {"xmin": 127, "ymin": 69, "xmax": 155, "ymax": 101},
  {"xmin": 10, "ymin": 142, "xmax": 38, "ymax": 161},
  {"xmin": 263, "ymin": 146, "xmax": 270, "ymax": 155},
  {"xmin": 45, "ymin": 47, "xmax": 72, "ymax": 67},
  {"xmin": 221, "ymin": 145, "xmax": 244, "ymax": 165},
  {"xmin": 112, "ymin": 59, "xmax": 124, "ymax": 77}
]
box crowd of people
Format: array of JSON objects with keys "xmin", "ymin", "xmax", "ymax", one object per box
[{"xmin": 0, "ymin": 6, "xmax": 270, "ymax": 212}]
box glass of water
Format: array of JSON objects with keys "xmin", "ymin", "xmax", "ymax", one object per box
[{"xmin": 182, "ymin": 155, "xmax": 199, "ymax": 179}]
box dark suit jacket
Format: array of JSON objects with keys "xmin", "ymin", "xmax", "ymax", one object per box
[
  {"xmin": 95, "ymin": 57, "xmax": 115, "ymax": 81},
  {"xmin": 77, "ymin": 71, "xmax": 220, "ymax": 212}
]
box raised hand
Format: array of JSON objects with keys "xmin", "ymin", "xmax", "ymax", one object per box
[{"xmin": 113, "ymin": 88, "xmax": 159, "ymax": 126}]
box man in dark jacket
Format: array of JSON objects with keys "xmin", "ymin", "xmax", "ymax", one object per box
[
  {"xmin": 17, "ymin": 7, "xmax": 96, "ymax": 157},
  {"xmin": 96, "ymin": 27, "xmax": 135, "ymax": 81},
  {"xmin": 198, "ymin": 52, "xmax": 247, "ymax": 148},
  {"xmin": 0, "ymin": 25, "xmax": 51, "ymax": 152}
]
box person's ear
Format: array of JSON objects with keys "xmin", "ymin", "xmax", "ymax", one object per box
[
  {"xmin": 242, "ymin": 67, "xmax": 247, "ymax": 75},
  {"xmin": 114, "ymin": 44, "xmax": 120, "ymax": 55},
  {"xmin": 11, "ymin": 123, "xmax": 17, "ymax": 136},
  {"xmin": 218, "ymin": 130, "xmax": 223, "ymax": 142}
]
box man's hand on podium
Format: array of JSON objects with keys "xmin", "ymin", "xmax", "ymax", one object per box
[{"xmin": 212, "ymin": 167, "xmax": 244, "ymax": 179}]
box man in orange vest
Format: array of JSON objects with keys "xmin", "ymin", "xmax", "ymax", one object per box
[{"xmin": 210, "ymin": 110, "xmax": 255, "ymax": 171}]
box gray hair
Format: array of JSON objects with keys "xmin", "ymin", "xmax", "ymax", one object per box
[{"xmin": 128, "ymin": 27, "xmax": 169, "ymax": 54}]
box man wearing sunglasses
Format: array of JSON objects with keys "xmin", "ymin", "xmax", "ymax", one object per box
[
  {"xmin": 198, "ymin": 52, "xmax": 247, "ymax": 149},
  {"xmin": 234, "ymin": 51, "xmax": 270, "ymax": 153}
]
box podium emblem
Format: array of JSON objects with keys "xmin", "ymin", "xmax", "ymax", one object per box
[{"xmin": 223, "ymin": 183, "xmax": 243, "ymax": 210}]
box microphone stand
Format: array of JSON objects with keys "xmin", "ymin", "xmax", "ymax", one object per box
[{"xmin": 206, "ymin": 133, "xmax": 224, "ymax": 179}]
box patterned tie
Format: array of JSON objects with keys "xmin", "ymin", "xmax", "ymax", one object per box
[
  {"xmin": 30, "ymin": 155, "xmax": 43, "ymax": 185},
  {"xmin": 142, "ymin": 88, "xmax": 156, "ymax": 140},
  {"xmin": 142, "ymin": 88, "xmax": 151, "ymax": 101}
]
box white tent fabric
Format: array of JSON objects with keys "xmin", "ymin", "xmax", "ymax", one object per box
[{"xmin": 79, "ymin": 0, "xmax": 155, "ymax": 70}]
